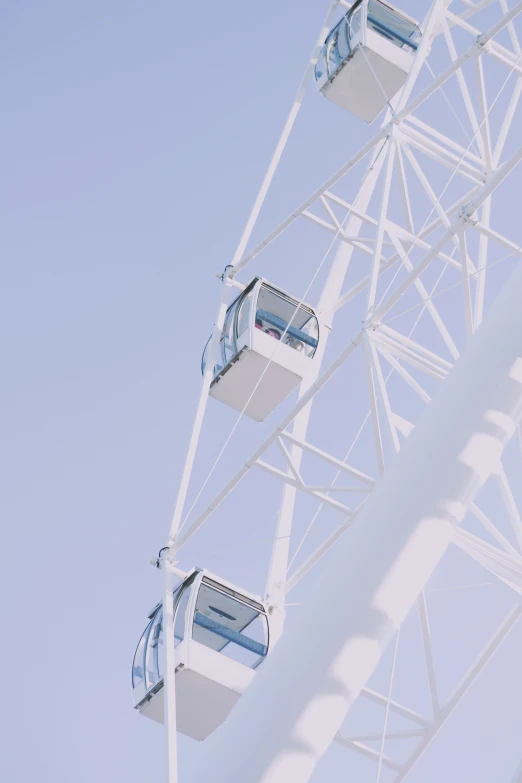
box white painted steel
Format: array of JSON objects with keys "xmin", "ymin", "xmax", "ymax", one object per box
[
  {"xmin": 227, "ymin": 0, "xmax": 339, "ymax": 274},
  {"xmin": 262, "ymin": 0, "xmax": 455, "ymax": 641},
  {"xmin": 163, "ymin": 567, "xmax": 178, "ymax": 783},
  {"xmin": 265, "ymin": 146, "xmax": 387, "ymax": 643},
  {"xmin": 162, "ymin": 291, "xmax": 230, "ymax": 783},
  {"xmin": 191, "ymin": 252, "xmax": 522, "ymax": 783},
  {"xmin": 159, "ymin": 4, "xmax": 340, "ymax": 776},
  {"xmin": 145, "ymin": 1, "xmax": 522, "ymax": 780}
]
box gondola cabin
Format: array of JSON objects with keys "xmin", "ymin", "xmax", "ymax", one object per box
[
  {"xmin": 132, "ymin": 569, "xmax": 269, "ymax": 741},
  {"xmin": 202, "ymin": 279, "xmax": 320, "ymax": 421},
  {"xmin": 314, "ymin": 0, "xmax": 421, "ymax": 122}
]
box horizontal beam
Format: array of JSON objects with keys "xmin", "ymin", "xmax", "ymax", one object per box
[
  {"xmin": 232, "ymin": 9, "xmax": 521, "ymax": 275},
  {"xmin": 172, "ymin": 333, "xmax": 364, "ymax": 552},
  {"xmin": 334, "ymin": 735, "xmax": 403, "ymax": 772},
  {"xmin": 280, "ymin": 431, "xmax": 376, "ymax": 485},
  {"xmin": 373, "ymin": 141, "xmax": 522, "ymax": 323},
  {"xmin": 255, "ymin": 460, "xmax": 354, "ymax": 514},
  {"xmin": 393, "ymin": 605, "xmax": 522, "ymax": 782},
  {"xmin": 361, "ymin": 688, "xmax": 432, "ymax": 728}
]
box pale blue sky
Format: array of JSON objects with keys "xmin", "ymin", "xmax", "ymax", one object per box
[{"xmin": 2, "ymin": 2, "xmax": 522, "ymax": 782}]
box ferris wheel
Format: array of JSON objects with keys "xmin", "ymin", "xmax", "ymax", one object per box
[{"xmin": 132, "ymin": 1, "xmax": 522, "ymax": 781}]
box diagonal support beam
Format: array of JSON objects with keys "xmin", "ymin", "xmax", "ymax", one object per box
[
  {"xmin": 232, "ymin": 3, "xmax": 522, "ymax": 274},
  {"xmin": 417, "ymin": 591, "xmax": 441, "ymax": 717},
  {"xmin": 373, "ymin": 141, "xmax": 522, "ymax": 323},
  {"xmin": 255, "ymin": 460, "xmax": 354, "ymax": 515},
  {"xmin": 393, "ymin": 605, "xmax": 522, "ymax": 782},
  {"xmin": 334, "ymin": 735, "xmax": 403, "ymax": 772},
  {"xmin": 193, "ymin": 241, "xmax": 522, "ymax": 783}
]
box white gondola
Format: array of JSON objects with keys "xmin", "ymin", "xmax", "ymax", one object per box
[
  {"xmin": 132, "ymin": 569, "xmax": 269, "ymax": 741},
  {"xmin": 202, "ymin": 278, "xmax": 320, "ymax": 421},
  {"xmin": 314, "ymin": 0, "xmax": 421, "ymax": 122}
]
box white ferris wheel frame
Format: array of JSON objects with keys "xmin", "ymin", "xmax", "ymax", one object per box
[{"xmin": 159, "ymin": 1, "xmax": 522, "ymax": 781}]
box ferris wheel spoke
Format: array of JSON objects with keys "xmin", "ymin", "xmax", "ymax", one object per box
[
  {"xmin": 392, "ymin": 605, "xmax": 522, "ymax": 783},
  {"xmin": 458, "ymin": 0, "xmax": 498, "ymax": 21},
  {"xmin": 495, "ymin": 466, "xmax": 522, "ymax": 551},
  {"xmin": 285, "ymin": 405, "xmax": 379, "ymax": 584},
  {"xmin": 493, "ymin": 77, "xmax": 522, "ymax": 166},
  {"xmin": 226, "ymin": 0, "xmax": 339, "ymax": 274},
  {"xmin": 448, "ymin": 6, "xmax": 522, "ymax": 73},
  {"xmin": 458, "ymin": 229, "xmax": 475, "ymax": 336},
  {"xmin": 336, "ymin": 734, "xmax": 404, "ymax": 773},
  {"xmin": 365, "ymin": 334, "xmax": 401, "ymax": 454},
  {"xmin": 416, "ymin": 183, "xmax": 479, "ymax": 243},
  {"xmin": 377, "ymin": 346, "xmax": 432, "ymax": 404},
  {"xmin": 374, "ymin": 326, "xmax": 453, "ymax": 376},
  {"xmin": 373, "ymin": 141, "xmax": 522, "ymax": 324},
  {"xmin": 391, "ymin": 413, "xmax": 415, "ymax": 439},
  {"xmin": 473, "ymin": 197, "xmax": 491, "ymax": 328},
  {"xmin": 334, "ymin": 233, "xmax": 461, "ymax": 315},
  {"xmin": 453, "ymin": 527, "xmax": 522, "ymax": 595},
  {"xmin": 404, "ymin": 113, "xmax": 484, "ymax": 166},
  {"xmin": 398, "ymin": 125, "xmax": 485, "ymax": 185},
  {"xmin": 331, "ymin": 186, "xmax": 463, "ymax": 266},
  {"xmin": 386, "ymin": 232, "xmax": 459, "ymax": 358},
  {"xmin": 286, "ymin": 518, "xmax": 354, "ymax": 593},
  {"xmin": 499, "ymin": 0, "xmax": 522, "ymax": 53},
  {"xmin": 471, "ymin": 220, "xmax": 522, "ymax": 259},
  {"xmin": 469, "ymin": 501, "xmax": 522, "ymax": 557},
  {"xmin": 396, "ymin": 145, "xmax": 415, "ymax": 235},
  {"xmin": 343, "ymin": 730, "xmax": 427, "ymax": 743},
  {"xmin": 152, "ymin": 4, "xmax": 522, "ymax": 779},
  {"xmin": 367, "ymin": 142, "xmax": 397, "ymax": 314},
  {"xmin": 373, "ymin": 339, "xmax": 446, "ymax": 379},
  {"xmin": 234, "ymin": 8, "xmax": 519, "ymax": 278},
  {"xmin": 275, "ymin": 435, "xmax": 305, "ymax": 485},
  {"xmin": 398, "ymin": 141, "xmax": 478, "ymax": 265},
  {"xmin": 441, "ymin": 17, "xmax": 487, "ymax": 157},
  {"xmin": 363, "ymin": 337, "xmax": 386, "ymax": 475},
  {"xmin": 485, "ymin": 41, "xmax": 522, "ymax": 75},
  {"xmin": 474, "ymin": 55, "xmax": 494, "ymax": 171},
  {"xmin": 407, "ymin": 78, "xmax": 480, "ymax": 157},
  {"xmin": 235, "ymin": 133, "xmax": 388, "ymax": 273},
  {"xmin": 333, "ymin": 601, "xmax": 522, "ymax": 780},
  {"xmin": 416, "ymin": 592, "xmax": 441, "ymax": 717},
  {"xmin": 375, "ymin": 631, "xmax": 402, "ymax": 782}
]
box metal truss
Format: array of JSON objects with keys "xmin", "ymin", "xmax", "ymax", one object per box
[{"xmin": 166, "ymin": 1, "xmax": 522, "ymax": 781}]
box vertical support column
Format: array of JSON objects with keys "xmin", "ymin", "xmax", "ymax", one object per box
[
  {"xmin": 264, "ymin": 146, "xmax": 387, "ymax": 644},
  {"xmin": 163, "ymin": 566, "xmax": 178, "ymax": 783},
  {"xmin": 263, "ymin": 0, "xmax": 450, "ymax": 644},
  {"xmin": 193, "ymin": 256, "xmax": 522, "ymax": 783}
]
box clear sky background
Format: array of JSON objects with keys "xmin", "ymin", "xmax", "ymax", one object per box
[{"xmin": 2, "ymin": 2, "xmax": 522, "ymax": 782}]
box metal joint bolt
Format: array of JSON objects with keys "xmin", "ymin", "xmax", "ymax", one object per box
[{"xmin": 458, "ymin": 202, "xmax": 479, "ymax": 225}]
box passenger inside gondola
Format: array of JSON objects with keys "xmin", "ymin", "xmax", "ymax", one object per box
[
  {"xmin": 202, "ymin": 278, "xmax": 320, "ymax": 420},
  {"xmin": 254, "ymin": 286, "xmax": 318, "ymax": 355}
]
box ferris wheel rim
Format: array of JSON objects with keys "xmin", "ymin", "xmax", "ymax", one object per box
[{"xmin": 155, "ymin": 3, "xmax": 522, "ymax": 781}]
